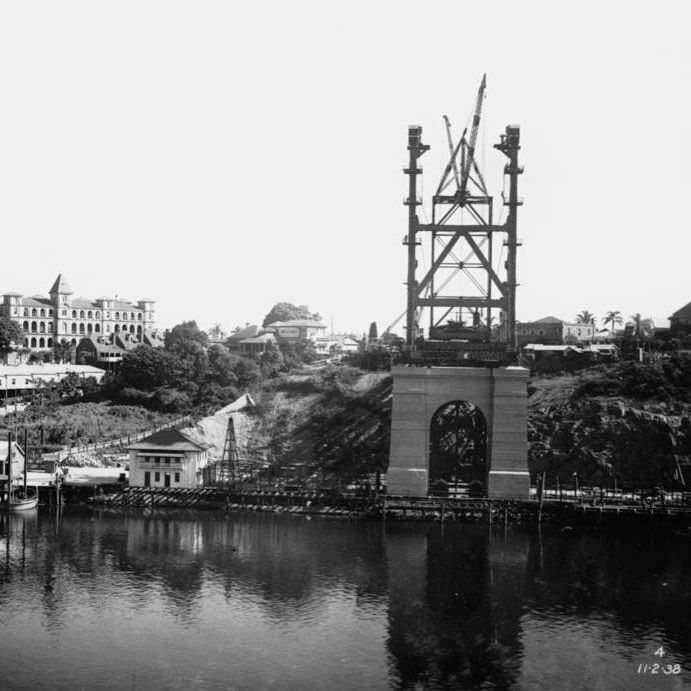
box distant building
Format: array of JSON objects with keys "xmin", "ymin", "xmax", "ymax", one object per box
[
  {"xmin": 670, "ymin": 301, "xmax": 691, "ymax": 336},
  {"xmin": 238, "ymin": 332, "xmax": 277, "ymax": 356},
  {"xmin": 127, "ymin": 429, "xmax": 210, "ymax": 489},
  {"xmin": 0, "ymin": 363, "xmax": 106, "ymax": 394},
  {"xmin": 226, "ymin": 325, "xmax": 260, "ymax": 351},
  {"xmin": 517, "ymin": 316, "xmax": 595, "ymax": 346},
  {"xmin": 76, "ymin": 331, "xmax": 163, "ymax": 368},
  {"xmin": 265, "ymin": 319, "xmax": 327, "ymax": 342},
  {"xmin": 0, "ymin": 274, "xmax": 156, "ymax": 353}
]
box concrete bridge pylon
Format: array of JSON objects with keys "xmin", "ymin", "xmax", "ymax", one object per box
[{"xmin": 387, "ymin": 365, "xmax": 530, "ymax": 498}]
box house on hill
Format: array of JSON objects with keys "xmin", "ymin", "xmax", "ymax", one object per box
[
  {"xmin": 670, "ymin": 302, "xmax": 691, "ymax": 336},
  {"xmin": 517, "ymin": 316, "xmax": 595, "ymax": 346},
  {"xmin": 127, "ymin": 429, "xmax": 210, "ymax": 489},
  {"xmin": 264, "ymin": 319, "xmax": 326, "ymax": 343}
]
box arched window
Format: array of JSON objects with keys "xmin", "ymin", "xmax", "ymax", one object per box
[
  {"xmin": 123, "ymin": 312, "xmax": 128, "ymax": 321},
  {"xmin": 79, "ymin": 310, "xmax": 85, "ymax": 319},
  {"xmin": 47, "ymin": 338, "xmax": 53, "ymax": 347},
  {"xmin": 48, "ymin": 323, "xmax": 53, "ymax": 332},
  {"xmin": 22, "ymin": 321, "xmax": 28, "ymax": 331},
  {"xmin": 61, "ymin": 322, "xmax": 67, "ymax": 333},
  {"xmin": 137, "ymin": 313, "xmax": 143, "ymax": 321},
  {"xmin": 95, "ymin": 324, "xmax": 101, "ymax": 333},
  {"xmin": 39, "ymin": 322, "xmax": 45, "ymax": 333},
  {"xmin": 30, "ymin": 337, "xmax": 37, "ymax": 348},
  {"xmin": 72, "ymin": 310, "xmax": 77, "ymax": 318},
  {"xmin": 79, "ymin": 323, "xmax": 85, "ymax": 334},
  {"xmin": 39, "ymin": 337, "xmax": 45, "ymax": 348},
  {"xmin": 40, "ymin": 309, "xmax": 45, "ymax": 317},
  {"xmin": 71, "ymin": 323, "xmax": 77, "ymax": 334},
  {"xmin": 87, "ymin": 310, "xmax": 92, "ymax": 318},
  {"xmin": 31, "ymin": 321, "xmax": 37, "ymax": 333},
  {"xmin": 129, "ymin": 324, "xmax": 135, "ymax": 334},
  {"xmin": 130, "ymin": 312, "xmax": 135, "ymax": 320},
  {"xmin": 114, "ymin": 324, "xmax": 120, "ymax": 332},
  {"xmin": 87, "ymin": 323, "xmax": 93, "ymax": 334},
  {"xmin": 48, "ymin": 309, "xmax": 53, "ymax": 317},
  {"xmin": 23, "ymin": 338, "xmax": 29, "ymax": 347},
  {"xmin": 31, "ymin": 308, "xmax": 37, "ymax": 317},
  {"xmin": 115, "ymin": 312, "xmax": 120, "ymax": 319},
  {"xmin": 96, "ymin": 311, "xmax": 100, "ymax": 319},
  {"xmin": 137, "ymin": 325, "xmax": 143, "ymax": 335},
  {"xmin": 71, "ymin": 339, "xmax": 77, "ymax": 346},
  {"xmin": 23, "ymin": 308, "xmax": 28, "ymax": 317}
]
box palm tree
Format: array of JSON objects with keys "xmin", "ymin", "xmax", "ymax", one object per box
[
  {"xmin": 209, "ymin": 323, "xmax": 224, "ymax": 340},
  {"xmin": 602, "ymin": 310, "xmax": 623, "ymax": 338},
  {"xmin": 576, "ymin": 310, "xmax": 595, "ymax": 325}
]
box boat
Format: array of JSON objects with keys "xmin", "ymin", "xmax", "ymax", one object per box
[
  {"xmin": 5, "ymin": 494, "xmax": 39, "ymax": 511},
  {"xmin": 2, "ymin": 432, "xmax": 39, "ymax": 511}
]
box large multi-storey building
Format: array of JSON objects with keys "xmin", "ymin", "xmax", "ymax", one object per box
[{"xmin": 0, "ymin": 274, "xmax": 155, "ymax": 352}]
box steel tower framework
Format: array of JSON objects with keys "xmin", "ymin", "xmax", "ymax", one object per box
[{"xmin": 403, "ymin": 75, "xmax": 523, "ymax": 358}]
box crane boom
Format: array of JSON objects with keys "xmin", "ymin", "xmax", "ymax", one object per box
[{"xmin": 459, "ymin": 73, "xmax": 486, "ymax": 199}]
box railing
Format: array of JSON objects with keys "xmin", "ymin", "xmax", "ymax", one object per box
[{"xmin": 41, "ymin": 415, "xmax": 192, "ymax": 460}]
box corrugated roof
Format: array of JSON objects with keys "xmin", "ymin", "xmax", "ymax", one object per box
[
  {"xmin": 267, "ymin": 319, "xmax": 326, "ymax": 328},
  {"xmin": 128, "ymin": 428, "xmax": 208, "ymax": 452},
  {"xmin": 21, "ymin": 296, "xmax": 53, "ymax": 307},
  {"xmin": 71, "ymin": 297, "xmax": 99, "ymax": 309},
  {"xmin": 534, "ymin": 316, "xmax": 563, "ymax": 324},
  {"xmin": 671, "ymin": 301, "xmax": 691, "ymax": 320},
  {"xmin": 228, "ymin": 325, "xmax": 259, "ymax": 340}
]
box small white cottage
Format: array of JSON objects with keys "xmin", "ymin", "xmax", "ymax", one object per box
[{"xmin": 127, "ymin": 429, "xmax": 209, "ymax": 489}]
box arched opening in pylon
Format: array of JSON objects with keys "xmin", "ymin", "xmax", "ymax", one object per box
[{"xmin": 429, "ymin": 401, "xmax": 488, "ymax": 497}]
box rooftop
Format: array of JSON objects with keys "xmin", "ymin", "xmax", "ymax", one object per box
[
  {"xmin": 49, "ymin": 273, "xmax": 72, "ymax": 295},
  {"xmin": 128, "ymin": 428, "xmax": 209, "ymax": 452},
  {"xmin": 671, "ymin": 301, "xmax": 691, "ymax": 320}
]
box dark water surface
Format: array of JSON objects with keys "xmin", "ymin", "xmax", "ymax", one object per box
[{"xmin": 1, "ymin": 508, "xmax": 690, "ymax": 690}]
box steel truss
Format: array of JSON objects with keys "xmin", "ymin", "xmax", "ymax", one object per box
[{"xmin": 403, "ymin": 75, "xmax": 523, "ymax": 358}]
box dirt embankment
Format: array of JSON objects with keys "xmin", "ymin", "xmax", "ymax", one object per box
[{"xmin": 249, "ymin": 367, "xmax": 392, "ymax": 475}]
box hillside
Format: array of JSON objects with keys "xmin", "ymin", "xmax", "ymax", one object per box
[
  {"xmin": 528, "ymin": 360, "xmax": 691, "ymax": 487},
  {"xmin": 249, "ymin": 366, "xmax": 392, "ymax": 477}
]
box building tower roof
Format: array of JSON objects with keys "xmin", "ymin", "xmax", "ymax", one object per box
[{"xmin": 49, "ymin": 274, "xmax": 73, "ymax": 295}]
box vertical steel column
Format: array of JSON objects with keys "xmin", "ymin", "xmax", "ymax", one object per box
[
  {"xmin": 495, "ymin": 125, "xmax": 523, "ymax": 354},
  {"xmin": 404, "ymin": 126, "xmax": 429, "ymax": 347}
]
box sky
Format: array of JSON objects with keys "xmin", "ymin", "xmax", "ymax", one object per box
[{"xmin": 0, "ymin": 1, "xmax": 689, "ymax": 336}]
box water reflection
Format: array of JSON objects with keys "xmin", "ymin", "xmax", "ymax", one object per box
[{"xmin": 1, "ymin": 510, "xmax": 690, "ymax": 690}]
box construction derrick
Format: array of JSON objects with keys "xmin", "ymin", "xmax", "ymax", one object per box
[
  {"xmin": 403, "ymin": 75, "xmax": 523, "ymax": 362},
  {"xmin": 219, "ymin": 417, "xmax": 241, "ymax": 486}
]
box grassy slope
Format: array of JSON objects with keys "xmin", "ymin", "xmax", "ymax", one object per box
[{"xmin": 0, "ymin": 402, "xmax": 180, "ymax": 447}]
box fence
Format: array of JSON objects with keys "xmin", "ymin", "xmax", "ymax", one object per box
[{"xmin": 41, "ymin": 415, "xmax": 192, "ymax": 461}]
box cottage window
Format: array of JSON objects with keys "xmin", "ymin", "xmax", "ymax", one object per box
[{"xmin": 174, "ymin": 472, "xmax": 180, "ymax": 483}]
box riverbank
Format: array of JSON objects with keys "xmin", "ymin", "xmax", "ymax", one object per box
[{"xmin": 82, "ymin": 486, "xmax": 691, "ymax": 530}]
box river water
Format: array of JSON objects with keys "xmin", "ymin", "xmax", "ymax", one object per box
[{"xmin": 0, "ymin": 509, "xmax": 689, "ymax": 690}]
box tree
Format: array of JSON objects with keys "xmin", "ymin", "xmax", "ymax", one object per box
[
  {"xmin": 164, "ymin": 321, "xmax": 209, "ymax": 351},
  {"xmin": 0, "ymin": 317, "xmax": 23, "ymax": 362},
  {"xmin": 209, "ymin": 324, "xmax": 224, "ymax": 340},
  {"xmin": 262, "ymin": 302, "xmax": 321, "ymax": 328},
  {"xmin": 207, "ymin": 344, "xmax": 240, "ymax": 387},
  {"xmin": 119, "ymin": 346, "xmax": 183, "ymax": 390},
  {"xmin": 55, "ymin": 339, "xmax": 75, "ymax": 364},
  {"xmin": 576, "ymin": 311, "xmax": 595, "ymax": 325},
  {"xmin": 368, "ymin": 321, "xmax": 378, "ymax": 341},
  {"xmin": 602, "ymin": 311, "xmax": 623, "ymax": 338}
]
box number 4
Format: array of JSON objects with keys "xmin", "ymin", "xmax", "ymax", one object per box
[{"xmin": 654, "ymin": 647, "xmax": 665, "ymax": 658}]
